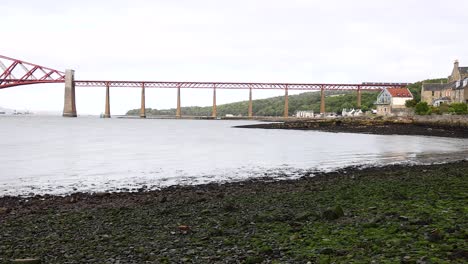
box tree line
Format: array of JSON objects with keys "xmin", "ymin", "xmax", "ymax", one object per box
[
  {"xmin": 127, "ymin": 90, "xmax": 379, "ymax": 116},
  {"xmin": 127, "ymin": 78, "xmax": 467, "ymax": 117}
]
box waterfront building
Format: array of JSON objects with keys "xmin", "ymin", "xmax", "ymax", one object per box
[
  {"xmin": 421, "ymin": 60, "xmax": 468, "ymax": 105},
  {"xmin": 342, "ymin": 108, "xmax": 363, "ymax": 117},
  {"xmin": 295, "ymin": 110, "xmax": 314, "ymax": 118},
  {"xmin": 375, "ymin": 87, "xmax": 413, "ymax": 115}
]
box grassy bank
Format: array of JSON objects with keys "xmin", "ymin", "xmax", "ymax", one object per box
[{"xmin": 1, "ymin": 162, "xmax": 467, "ymax": 263}]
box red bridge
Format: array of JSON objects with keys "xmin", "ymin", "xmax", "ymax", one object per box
[{"xmin": 0, "ymin": 55, "xmax": 410, "ymax": 118}]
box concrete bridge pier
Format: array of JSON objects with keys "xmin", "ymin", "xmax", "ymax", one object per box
[
  {"xmin": 320, "ymin": 85, "xmax": 326, "ymax": 114},
  {"xmin": 284, "ymin": 85, "xmax": 289, "ymax": 118},
  {"xmin": 212, "ymin": 85, "xmax": 217, "ymax": 118},
  {"xmin": 63, "ymin": 69, "xmax": 77, "ymax": 117},
  {"xmin": 248, "ymin": 86, "xmax": 253, "ymax": 119},
  {"xmin": 176, "ymin": 86, "xmax": 181, "ymax": 118},
  {"xmin": 357, "ymin": 86, "xmax": 362, "ymax": 109},
  {"xmin": 104, "ymin": 82, "xmax": 111, "ymax": 118},
  {"xmin": 140, "ymin": 83, "xmax": 146, "ymax": 118}
]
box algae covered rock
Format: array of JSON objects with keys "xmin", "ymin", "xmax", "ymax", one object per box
[{"xmin": 322, "ymin": 205, "xmax": 344, "ymax": 220}]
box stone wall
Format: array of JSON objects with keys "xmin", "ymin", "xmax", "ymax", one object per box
[
  {"xmin": 376, "ymin": 105, "xmax": 391, "ymax": 116},
  {"xmin": 412, "ymin": 114, "xmax": 468, "ymax": 127},
  {"xmin": 465, "ymin": 88, "xmax": 468, "ymax": 103}
]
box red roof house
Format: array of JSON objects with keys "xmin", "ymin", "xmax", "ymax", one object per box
[{"xmin": 375, "ymin": 87, "xmax": 413, "ymax": 115}]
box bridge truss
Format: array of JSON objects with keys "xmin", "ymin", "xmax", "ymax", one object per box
[
  {"xmin": 74, "ymin": 81, "xmax": 410, "ymax": 91},
  {"xmin": 0, "ymin": 55, "xmax": 65, "ymax": 89},
  {"xmin": 1, "ymin": 55, "xmax": 409, "ymax": 91},
  {"xmin": 1, "ymin": 54, "xmax": 412, "ymax": 117}
]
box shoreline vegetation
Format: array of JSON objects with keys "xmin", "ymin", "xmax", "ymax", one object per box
[{"xmin": 1, "ymin": 161, "xmax": 467, "ymax": 263}]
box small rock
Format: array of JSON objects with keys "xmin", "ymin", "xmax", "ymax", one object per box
[
  {"xmin": 401, "ymin": 255, "xmax": 412, "ymax": 263},
  {"xmin": 0, "ymin": 207, "xmax": 11, "ymax": 215},
  {"xmin": 316, "ymin": 247, "xmax": 335, "ymax": 255},
  {"xmin": 449, "ymin": 249, "xmax": 468, "ymax": 260},
  {"xmin": 427, "ymin": 229, "xmax": 444, "ymax": 242},
  {"xmin": 11, "ymin": 259, "xmax": 41, "ymax": 264},
  {"xmin": 94, "ymin": 192, "xmax": 108, "ymax": 197},
  {"xmin": 398, "ymin": 216, "xmax": 409, "ymax": 221},
  {"xmin": 417, "ymin": 256, "xmax": 429, "ymax": 263},
  {"xmin": 289, "ymin": 234, "xmax": 299, "ymax": 241},
  {"xmin": 178, "ymin": 225, "xmax": 190, "ymax": 231},
  {"xmin": 322, "ymin": 206, "xmax": 344, "ymax": 220},
  {"xmin": 178, "ymin": 225, "xmax": 190, "ymax": 234}
]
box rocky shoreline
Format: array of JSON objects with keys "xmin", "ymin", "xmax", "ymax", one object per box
[
  {"xmin": 1, "ymin": 161, "xmax": 467, "ymax": 263},
  {"xmin": 235, "ymin": 118, "xmax": 468, "ymax": 138}
]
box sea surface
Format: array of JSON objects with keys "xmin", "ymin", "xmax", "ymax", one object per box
[{"xmin": 1, "ymin": 116, "xmax": 467, "ymax": 196}]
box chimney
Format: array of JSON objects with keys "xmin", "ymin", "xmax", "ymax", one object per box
[{"xmin": 454, "ymin": 59, "xmax": 459, "ymax": 68}]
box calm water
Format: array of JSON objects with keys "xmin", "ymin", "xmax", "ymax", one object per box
[{"xmin": 1, "ymin": 116, "xmax": 467, "ymax": 196}]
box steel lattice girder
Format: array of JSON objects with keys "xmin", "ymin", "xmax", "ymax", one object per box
[
  {"xmin": 74, "ymin": 80, "xmax": 409, "ymax": 90},
  {"xmin": 0, "ymin": 54, "xmax": 410, "ymax": 91},
  {"xmin": 0, "ymin": 55, "xmax": 66, "ymax": 89}
]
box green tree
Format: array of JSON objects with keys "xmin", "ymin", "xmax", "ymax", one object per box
[
  {"xmin": 340, "ymin": 102, "xmax": 354, "ymax": 110},
  {"xmin": 415, "ymin": 102, "xmax": 431, "ymax": 115}
]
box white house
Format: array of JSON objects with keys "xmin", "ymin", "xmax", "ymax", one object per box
[
  {"xmin": 295, "ymin": 110, "xmax": 314, "ymax": 118},
  {"xmin": 342, "ymin": 108, "xmax": 363, "ymax": 117},
  {"xmin": 375, "ymin": 87, "xmax": 413, "ymax": 115}
]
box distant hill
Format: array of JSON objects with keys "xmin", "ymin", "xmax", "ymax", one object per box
[{"xmin": 126, "ymin": 78, "xmax": 445, "ymax": 117}]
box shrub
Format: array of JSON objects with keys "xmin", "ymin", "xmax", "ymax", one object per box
[
  {"xmin": 438, "ymin": 103, "xmax": 450, "ymax": 113},
  {"xmin": 405, "ymin": 99, "xmax": 417, "ymax": 108},
  {"xmin": 449, "ymin": 103, "xmax": 468, "ymax": 115},
  {"xmin": 431, "ymin": 106, "xmax": 441, "ymax": 115},
  {"xmin": 415, "ymin": 102, "xmax": 431, "ymax": 115}
]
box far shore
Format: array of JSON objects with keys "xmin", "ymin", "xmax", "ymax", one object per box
[
  {"xmin": 120, "ymin": 114, "xmax": 468, "ymax": 138},
  {"xmin": 235, "ymin": 116, "xmax": 468, "ymax": 138}
]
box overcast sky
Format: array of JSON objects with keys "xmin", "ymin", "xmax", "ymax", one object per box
[{"xmin": 1, "ymin": 0, "xmax": 467, "ymax": 115}]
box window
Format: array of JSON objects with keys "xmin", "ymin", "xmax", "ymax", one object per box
[{"xmin": 432, "ymin": 91, "xmax": 434, "ymax": 96}]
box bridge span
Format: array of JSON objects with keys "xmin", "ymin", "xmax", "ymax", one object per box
[{"xmin": 0, "ymin": 55, "xmax": 410, "ymax": 118}]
